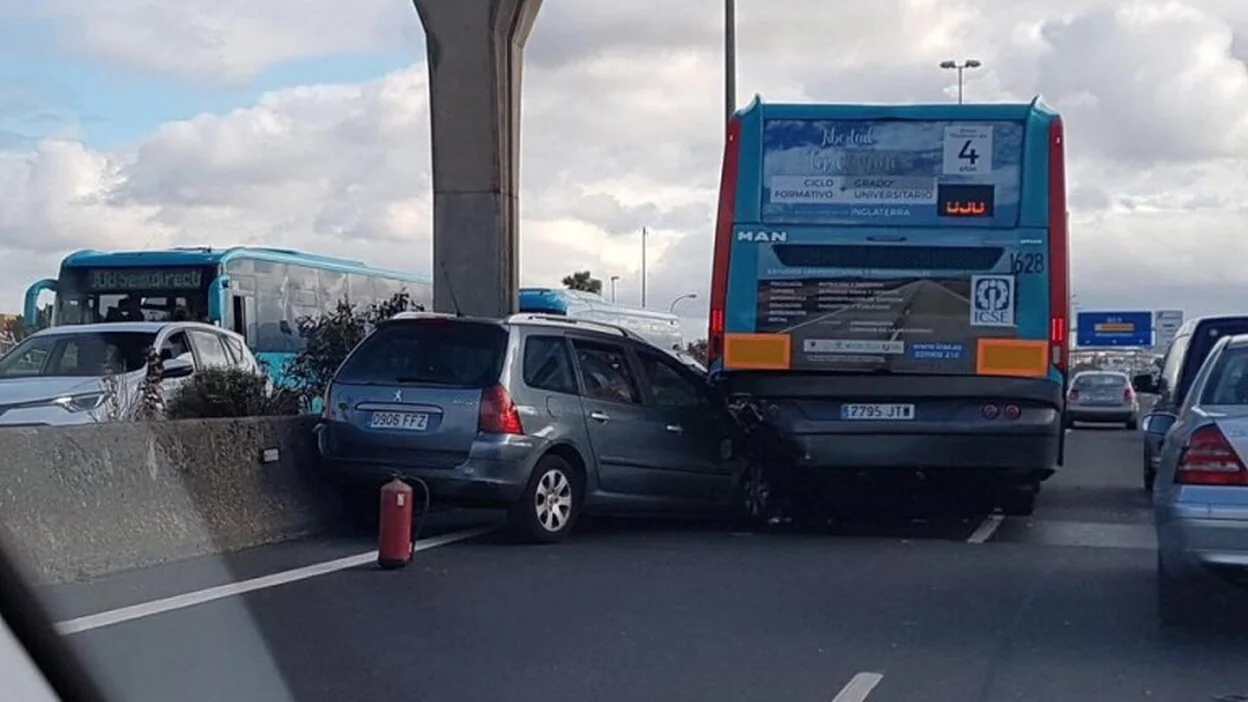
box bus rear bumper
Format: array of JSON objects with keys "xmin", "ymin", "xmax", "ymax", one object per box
[{"xmin": 789, "ymin": 429, "xmax": 1059, "ymax": 482}]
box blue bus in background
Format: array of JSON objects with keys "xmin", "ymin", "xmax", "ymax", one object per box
[
  {"xmin": 518, "ymin": 288, "xmax": 705, "ymax": 371},
  {"xmin": 24, "ymin": 246, "xmax": 432, "ymax": 378},
  {"xmin": 707, "ymin": 97, "xmax": 1070, "ymax": 516}
]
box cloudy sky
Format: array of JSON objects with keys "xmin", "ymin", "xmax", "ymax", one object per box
[{"xmin": 2, "ymin": 0, "xmax": 1248, "ymax": 339}]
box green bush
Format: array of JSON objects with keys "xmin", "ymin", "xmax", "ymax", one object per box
[
  {"xmin": 165, "ymin": 367, "xmax": 300, "ymax": 419},
  {"xmin": 283, "ymin": 290, "xmax": 421, "ymax": 407}
]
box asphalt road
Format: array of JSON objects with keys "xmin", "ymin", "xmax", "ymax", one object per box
[{"xmin": 38, "ymin": 422, "xmax": 1248, "ymax": 702}]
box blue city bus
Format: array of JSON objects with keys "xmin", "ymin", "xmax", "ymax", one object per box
[
  {"xmin": 707, "ymin": 97, "xmax": 1071, "ymax": 515},
  {"xmin": 519, "ymin": 287, "xmax": 684, "ymax": 351},
  {"xmin": 24, "ymin": 246, "xmax": 432, "ymax": 378}
]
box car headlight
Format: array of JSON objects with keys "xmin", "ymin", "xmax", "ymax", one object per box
[{"xmin": 52, "ymin": 393, "xmax": 107, "ymax": 413}]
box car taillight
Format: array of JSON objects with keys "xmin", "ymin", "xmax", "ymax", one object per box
[
  {"xmin": 479, "ymin": 384, "xmax": 523, "ymax": 435},
  {"xmin": 1177, "ymin": 425, "xmax": 1248, "ymax": 486},
  {"xmin": 1123, "ymin": 387, "xmax": 1134, "ymax": 403},
  {"xmin": 1068, "ymin": 389, "xmax": 1079, "ymax": 402}
]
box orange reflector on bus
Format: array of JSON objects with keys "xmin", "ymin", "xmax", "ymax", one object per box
[
  {"xmin": 724, "ymin": 333, "xmax": 791, "ymax": 370},
  {"xmin": 976, "ymin": 339, "xmax": 1050, "ymax": 377}
]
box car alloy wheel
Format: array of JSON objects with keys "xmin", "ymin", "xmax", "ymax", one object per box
[
  {"xmin": 533, "ymin": 467, "xmax": 574, "ymax": 533},
  {"xmin": 741, "ymin": 463, "xmax": 773, "ymax": 525}
]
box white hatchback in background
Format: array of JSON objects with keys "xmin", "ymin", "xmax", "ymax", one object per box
[
  {"xmin": 1065, "ymin": 370, "xmax": 1140, "ymax": 430},
  {"xmin": 0, "ymin": 321, "xmax": 260, "ymax": 426}
]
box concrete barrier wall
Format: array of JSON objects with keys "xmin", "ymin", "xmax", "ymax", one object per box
[{"xmin": 0, "ymin": 417, "xmax": 341, "ymax": 584}]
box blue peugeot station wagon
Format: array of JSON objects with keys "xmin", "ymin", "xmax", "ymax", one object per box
[{"xmin": 316, "ymin": 312, "xmax": 745, "ymax": 542}]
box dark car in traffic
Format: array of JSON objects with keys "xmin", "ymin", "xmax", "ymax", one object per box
[{"xmin": 1134, "ymin": 314, "xmax": 1248, "ymax": 491}]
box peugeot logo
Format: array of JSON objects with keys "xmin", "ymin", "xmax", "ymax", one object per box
[{"xmin": 393, "ymin": 389, "xmax": 403, "ymax": 402}]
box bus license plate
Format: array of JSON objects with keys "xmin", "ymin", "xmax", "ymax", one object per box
[
  {"xmin": 369, "ymin": 411, "xmax": 429, "ymax": 431},
  {"xmin": 841, "ymin": 403, "xmax": 915, "ymax": 420}
]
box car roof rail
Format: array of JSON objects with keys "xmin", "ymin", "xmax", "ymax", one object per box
[
  {"xmin": 387, "ymin": 311, "xmax": 459, "ymax": 322},
  {"xmin": 506, "ymin": 313, "xmax": 646, "ymax": 342}
]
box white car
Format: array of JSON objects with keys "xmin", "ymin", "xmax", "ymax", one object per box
[{"xmin": 0, "ymin": 321, "xmax": 260, "ymax": 426}]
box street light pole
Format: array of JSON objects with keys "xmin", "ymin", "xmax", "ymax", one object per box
[
  {"xmin": 669, "ymin": 293, "xmax": 697, "ymax": 314},
  {"xmin": 938, "ymin": 59, "xmax": 982, "ymax": 103},
  {"xmin": 610, "ymin": 275, "xmax": 620, "ymax": 304},
  {"xmin": 725, "ymin": 0, "xmax": 736, "ymax": 122}
]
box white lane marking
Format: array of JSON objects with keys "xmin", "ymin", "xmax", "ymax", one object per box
[
  {"xmin": 832, "ymin": 672, "xmax": 884, "ymax": 702},
  {"xmin": 55, "ymin": 526, "xmax": 495, "ymax": 636},
  {"xmin": 967, "ymin": 514, "xmax": 1004, "ymax": 544}
]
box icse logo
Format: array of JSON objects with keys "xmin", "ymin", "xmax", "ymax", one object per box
[
  {"xmin": 736, "ymin": 230, "xmax": 788, "ymax": 243},
  {"xmin": 970, "ymin": 275, "xmax": 1015, "ymax": 327}
]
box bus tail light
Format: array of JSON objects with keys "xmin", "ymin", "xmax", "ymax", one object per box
[
  {"xmin": 707, "ymin": 116, "xmax": 743, "ymax": 367},
  {"xmin": 982, "ymin": 403, "xmax": 1000, "ymax": 420},
  {"xmin": 1048, "ymin": 116, "xmax": 1070, "ymax": 378},
  {"xmin": 1003, "ymin": 404, "xmax": 1022, "ymax": 420},
  {"xmin": 1177, "ymin": 425, "xmax": 1248, "ymax": 486}
]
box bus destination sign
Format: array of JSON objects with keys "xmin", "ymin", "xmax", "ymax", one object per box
[
  {"xmin": 86, "ymin": 268, "xmax": 204, "ymax": 291},
  {"xmin": 759, "ymin": 118, "xmax": 1023, "ymax": 226}
]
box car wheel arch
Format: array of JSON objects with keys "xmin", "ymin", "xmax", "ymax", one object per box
[{"xmin": 541, "ymin": 443, "xmax": 590, "ymax": 499}]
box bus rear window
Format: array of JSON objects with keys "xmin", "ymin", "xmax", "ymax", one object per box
[{"xmin": 336, "ymin": 322, "xmax": 507, "ymax": 388}]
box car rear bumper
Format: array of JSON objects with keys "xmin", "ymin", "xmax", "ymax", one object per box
[
  {"xmin": 787, "ymin": 428, "xmax": 1059, "ymax": 480},
  {"xmin": 1157, "ymin": 503, "xmax": 1248, "ymax": 583},
  {"xmin": 316, "ymin": 427, "xmax": 541, "ymax": 506},
  {"xmin": 1068, "ymin": 406, "xmax": 1136, "ymax": 423}
]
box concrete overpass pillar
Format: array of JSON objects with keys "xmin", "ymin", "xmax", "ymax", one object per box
[{"xmin": 412, "ymin": 0, "xmax": 542, "ymax": 317}]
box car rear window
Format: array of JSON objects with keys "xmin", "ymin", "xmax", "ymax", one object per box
[
  {"xmin": 1073, "ymin": 374, "xmax": 1127, "ymax": 390},
  {"xmin": 1199, "ymin": 347, "xmax": 1248, "ymax": 405},
  {"xmin": 335, "ymin": 321, "xmax": 507, "ymax": 388}
]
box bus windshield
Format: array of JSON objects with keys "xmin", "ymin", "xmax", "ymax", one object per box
[{"xmin": 55, "ymin": 266, "xmax": 214, "ymax": 325}]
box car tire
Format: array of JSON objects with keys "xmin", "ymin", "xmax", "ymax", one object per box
[
  {"xmin": 1126, "ymin": 418, "xmax": 1139, "ymax": 431},
  {"xmin": 998, "ymin": 486, "xmax": 1037, "ymax": 517},
  {"xmin": 732, "ymin": 462, "xmax": 776, "ymax": 530},
  {"xmin": 1144, "ymin": 468, "xmax": 1156, "ymax": 492},
  {"xmin": 1157, "ymin": 555, "xmax": 1204, "ymax": 628},
  {"xmin": 509, "ymin": 454, "xmax": 581, "ymax": 544}
]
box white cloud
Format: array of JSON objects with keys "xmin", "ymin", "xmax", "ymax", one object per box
[
  {"xmin": 5, "ymin": 0, "xmax": 421, "ymax": 84},
  {"xmin": 4, "ymin": 0, "xmax": 1248, "ymax": 339}
]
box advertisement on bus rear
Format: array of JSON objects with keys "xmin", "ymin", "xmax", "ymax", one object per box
[
  {"xmin": 760, "ymin": 118, "xmax": 1024, "ymax": 227},
  {"xmin": 726, "ymin": 226, "xmax": 1052, "ymax": 377}
]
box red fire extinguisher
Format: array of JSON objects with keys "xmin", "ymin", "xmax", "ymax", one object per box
[{"xmin": 378, "ymin": 476, "xmax": 413, "ymax": 569}]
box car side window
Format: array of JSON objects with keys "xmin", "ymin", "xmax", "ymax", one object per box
[
  {"xmin": 1159, "ymin": 333, "xmax": 1188, "ymax": 399},
  {"xmin": 637, "ymin": 351, "xmax": 703, "ymax": 408},
  {"xmin": 222, "ymin": 335, "xmax": 247, "ymax": 365},
  {"xmin": 160, "ymin": 331, "xmax": 191, "ymax": 361},
  {"xmin": 188, "ymin": 330, "xmax": 232, "ymax": 369},
  {"xmin": 571, "ymin": 341, "xmax": 639, "ymax": 405},
  {"xmin": 523, "ymin": 336, "xmax": 577, "ymax": 395}
]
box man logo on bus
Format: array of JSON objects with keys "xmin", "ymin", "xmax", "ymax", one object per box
[
  {"xmin": 737, "ymin": 230, "xmax": 788, "ymax": 243},
  {"xmin": 970, "ymin": 275, "xmax": 1015, "ymax": 327}
]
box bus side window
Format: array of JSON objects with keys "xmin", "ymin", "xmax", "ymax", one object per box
[
  {"xmin": 348, "ymin": 274, "xmax": 377, "ymax": 307},
  {"xmin": 252, "ymin": 261, "xmax": 290, "ymax": 353},
  {"xmin": 320, "ymin": 270, "xmax": 346, "ymax": 308}
]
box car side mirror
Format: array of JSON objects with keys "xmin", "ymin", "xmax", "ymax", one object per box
[
  {"xmin": 161, "ymin": 357, "xmax": 194, "ymax": 379},
  {"xmin": 1132, "ymin": 374, "xmax": 1156, "ymax": 394},
  {"xmin": 1141, "ymin": 412, "xmax": 1176, "ymax": 436}
]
